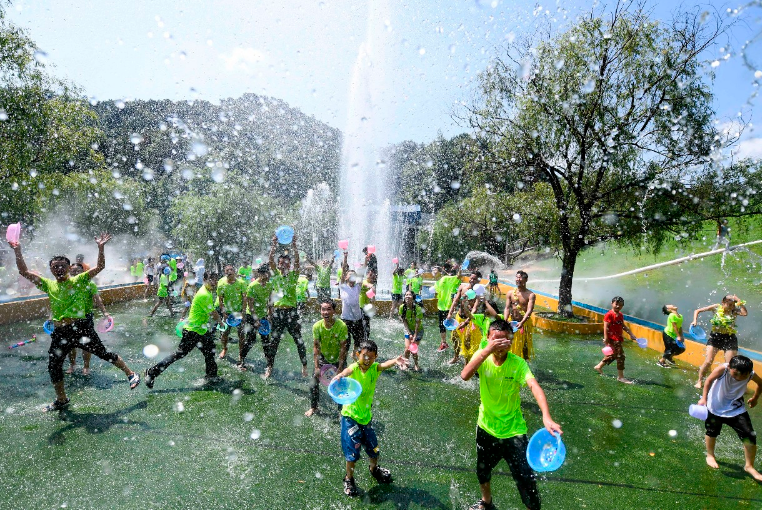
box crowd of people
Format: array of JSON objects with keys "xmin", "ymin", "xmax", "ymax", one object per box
[{"xmin": 5, "ymin": 229, "xmax": 762, "ymax": 509}]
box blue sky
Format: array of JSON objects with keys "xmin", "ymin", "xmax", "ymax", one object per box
[{"xmin": 7, "ymin": 0, "xmax": 762, "ymax": 154}]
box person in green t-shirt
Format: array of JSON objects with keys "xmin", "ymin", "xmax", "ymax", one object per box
[
  {"xmin": 135, "ymin": 259, "xmax": 145, "ymax": 282},
  {"xmin": 148, "ymin": 268, "xmax": 175, "ymax": 317},
  {"xmin": 309, "ymin": 256, "xmax": 334, "ymax": 303},
  {"xmin": 358, "ymin": 269, "xmax": 377, "ymax": 342},
  {"xmin": 266, "ymin": 234, "xmax": 307, "ymax": 378},
  {"xmin": 296, "ymin": 273, "xmax": 310, "ymax": 314},
  {"xmin": 399, "ymin": 290, "xmax": 424, "ymax": 371},
  {"xmin": 435, "ymin": 263, "xmax": 460, "ymax": 352},
  {"xmin": 217, "ymin": 264, "xmax": 249, "ymax": 361},
  {"xmin": 242, "ymin": 264, "xmax": 273, "ymax": 371},
  {"xmin": 145, "ymin": 271, "xmax": 222, "ymax": 389},
  {"xmin": 305, "ymin": 300, "xmax": 349, "ymax": 417},
  {"xmin": 658, "ymin": 304, "xmax": 686, "ymax": 368},
  {"xmin": 389, "ymin": 264, "xmax": 405, "ymax": 318},
  {"xmin": 67, "ymin": 262, "xmax": 111, "ymax": 376},
  {"xmin": 332, "ymin": 339, "xmax": 407, "ymax": 497},
  {"xmin": 403, "ymin": 261, "xmax": 417, "ymax": 291},
  {"xmin": 461, "ymin": 319, "xmax": 562, "ymax": 510},
  {"xmin": 8, "ymin": 234, "xmax": 140, "ymax": 412}
]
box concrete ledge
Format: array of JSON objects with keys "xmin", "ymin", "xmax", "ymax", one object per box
[{"xmin": 533, "ymin": 314, "xmax": 603, "ymax": 335}]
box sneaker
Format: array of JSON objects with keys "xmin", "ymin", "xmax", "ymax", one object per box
[
  {"xmin": 128, "ymin": 372, "xmax": 141, "ymax": 389},
  {"xmin": 370, "ymin": 465, "xmax": 393, "ymax": 484},
  {"xmin": 469, "ymin": 500, "xmax": 496, "ymax": 510},
  {"xmin": 437, "ymin": 343, "xmax": 449, "ymax": 353},
  {"xmin": 44, "ymin": 398, "xmax": 70, "ymax": 412},
  {"xmin": 656, "ymin": 360, "xmax": 670, "ymax": 369},
  {"xmin": 664, "ymin": 358, "xmax": 677, "ymax": 367},
  {"xmin": 144, "ymin": 369, "xmax": 155, "ymax": 389},
  {"xmin": 343, "ymin": 476, "xmax": 358, "ymax": 497}
]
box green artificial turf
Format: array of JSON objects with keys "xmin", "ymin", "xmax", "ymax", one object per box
[{"xmin": 0, "ymin": 302, "xmax": 760, "ymax": 509}]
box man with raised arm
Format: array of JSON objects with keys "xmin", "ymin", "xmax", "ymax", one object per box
[{"xmin": 8, "ymin": 234, "xmax": 140, "ymax": 412}]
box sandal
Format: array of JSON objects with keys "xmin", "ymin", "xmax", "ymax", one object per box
[
  {"xmin": 44, "ymin": 398, "xmax": 70, "ymax": 412},
  {"xmin": 370, "ymin": 465, "xmax": 393, "ymax": 484},
  {"xmin": 343, "ymin": 476, "xmax": 358, "ymax": 497},
  {"xmin": 128, "ymin": 372, "xmax": 141, "ymax": 390},
  {"xmin": 469, "ymin": 500, "xmax": 496, "ymax": 510}
]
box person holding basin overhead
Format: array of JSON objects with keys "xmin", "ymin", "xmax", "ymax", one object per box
[{"xmin": 692, "ymin": 294, "xmax": 748, "ymax": 389}]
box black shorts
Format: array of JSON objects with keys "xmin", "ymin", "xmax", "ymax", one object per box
[
  {"xmin": 705, "ymin": 411, "xmax": 756, "ymax": 444},
  {"xmin": 438, "ymin": 310, "xmax": 448, "ymax": 333},
  {"xmin": 146, "ymin": 275, "xmax": 154, "ymax": 284},
  {"xmin": 707, "ymin": 332, "xmax": 738, "ymax": 351},
  {"xmin": 476, "ymin": 427, "xmax": 540, "ymax": 510}
]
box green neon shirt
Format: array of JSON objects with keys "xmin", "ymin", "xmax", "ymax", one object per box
[
  {"xmin": 184, "ymin": 285, "xmax": 214, "ymax": 334},
  {"xmin": 436, "ymin": 275, "xmax": 461, "ymax": 311},
  {"xmin": 410, "ymin": 276, "xmax": 423, "ymax": 294},
  {"xmin": 358, "ymin": 280, "xmax": 372, "ymax": 307},
  {"xmin": 136, "ymin": 261, "xmax": 144, "ymax": 275},
  {"xmin": 341, "ymin": 362, "xmax": 379, "ymax": 425},
  {"xmin": 312, "ymin": 318, "xmax": 348, "ymax": 364},
  {"xmin": 475, "ymin": 313, "xmax": 504, "ymax": 350},
  {"xmin": 36, "ymin": 273, "xmax": 94, "ymax": 321},
  {"xmin": 296, "ymin": 276, "xmax": 309, "ymax": 303},
  {"xmin": 392, "ymin": 273, "xmax": 403, "ymax": 294},
  {"xmin": 399, "ymin": 304, "xmax": 423, "ymax": 332},
  {"xmin": 217, "ymin": 277, "xmax": 247, "ymax": 312},
  {"xmin": 315, "ymin": 266, "xmax": 331, "ymax": 289},
  {"xmin": 272, "ymin": 270, "xmax": 299, "ymax": 308},
  {"xmin": 476, "ymin": 351, "xmax": 534, "ymax": 439},
  {"xmin": 246, "ymin": 280, "xmax": 272, "ymax": 317},
  {"xmin": 664, "ymin": 312, "xmax": 683, "ymax": 340},
  {"xmin": 157, "ymin": 274, "xmax": 169, "ymax": 298}
]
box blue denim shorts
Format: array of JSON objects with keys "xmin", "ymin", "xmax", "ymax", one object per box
[{"xmin": 340, "ymin": 415, "xmax": 379, "ymax": 462}]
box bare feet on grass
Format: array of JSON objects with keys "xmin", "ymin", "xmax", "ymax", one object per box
[
  {"xmin": 594, "ymin": 365, "xmax": 603, "ymax": 375},
  {"xmin": 745, "ymin": 466, "xmax": 762, "ymax": 482},
  {"xmin": 305, "ymin": 408, "xmax": 318, "ymax": 417},
  {"xmin": 617, "ymin": 377, "xmax": 634, "ymax": 384},
  {"xmin": 706, "ymin": 456, "xmax": 719, "ymax": 469}
]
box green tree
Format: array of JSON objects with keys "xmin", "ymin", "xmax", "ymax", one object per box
[
  {"xmin": 169, "ymin": 178, "xmax": 287, "ymax": 271},
  {"xmin": 466, "ymin": 3, "xmax": 740, "ymax": 315}
]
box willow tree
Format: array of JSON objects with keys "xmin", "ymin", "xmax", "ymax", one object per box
[{"xmin": 466, "ymin": 2, "xmax": 740, "ymax": 315}]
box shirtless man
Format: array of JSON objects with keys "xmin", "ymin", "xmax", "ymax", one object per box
[{"xmin": 504, "ymin": 270, "xmax": 535, "ymax": 361}]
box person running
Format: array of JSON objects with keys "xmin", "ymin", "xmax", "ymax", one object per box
[
  {"xmin": 712, "ymin": 219, "xmax": 731, "ymax": 250},
  {"xmin": 594, "ymin": 296, "xmax": 638, "ymax": 384},
  {"xmin": 399, "ymin": 290, "xmax": 423, "ymax": 371},
  {"xmin": 339, "ymin": 253, "xmax": 365, "ymax": 353},
  {"xmin": 658, "ymin": 304, "xmax": 686, "ymax": 368},
  {"xmin": 461, "ymin": 319, "xmax": 563, "ymax": 510},
  {"xmin": 67, "ymin": 262, "xmax": 111, "ymax": 376},
  {"xmin": 216, "ymin": 264, "xmax": 248, "ymax": 360},
  {"xmin": 8, "ymin": 234, "xmax": 140, "ymax": 411},
  {"xmin": 242, "ymin": 264, "xmax": 273, "ymax": 371},
  {"xmin": 692, "ymin": 294, "xmax": 748, "ymax": 389},
  {"xmin": 698, "ymin": 355, "xmax": 762, "ymax": 481},
  {"xmin": 305, "ymin": 300, "xmax": 349, "ymax": 417},
  {"xmin": 145, "ymin": 271, "xmax": 222, "ymax": 388},
  {"xmin": 148, "ymin": 267, "xmax": 175, "ymax": 317},
  {"xmin": 435, "ymin": 264, "xmax": 460, "ymax": 352},
  {"xmin": 504, "ymin": 270, "xmax": 535, "ymax": 361},
  {"xmin": 266, "ymin": 235, "xmax": 307, "ymax": 379},
  {"xmin": 389, "ymin": 263, "xmax": 405, "ymax": 319},
  {"xmin": 333, "ymin": 339, "xmax": 406, "ymax": 497}
]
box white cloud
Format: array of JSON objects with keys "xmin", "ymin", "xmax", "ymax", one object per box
[
  {"xmin": 733, "ymin": 137, "xmax": 762, "ymax": 161},
  {"xmin": 219, "ymin": 47, "xmax": 267, "ymax": 73}
]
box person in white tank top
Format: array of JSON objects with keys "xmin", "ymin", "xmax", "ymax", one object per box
[{"xmin": 698, "ymin": 355, "xmax": 762, "ymax": 481}]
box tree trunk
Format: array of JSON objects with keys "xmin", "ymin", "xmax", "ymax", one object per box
[{"xmin": 558, "ymin": 249, "xmax": 578, "ymax": 317}]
